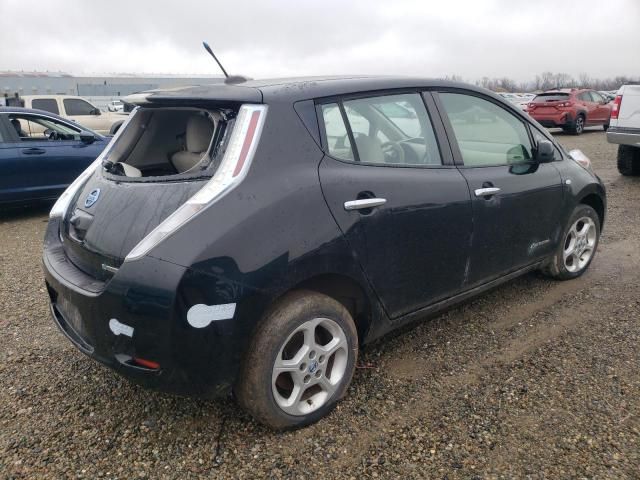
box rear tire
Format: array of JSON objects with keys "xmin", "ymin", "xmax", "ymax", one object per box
[
  {"xmin": 236, "ymin": 290, "xmax": 358, "ymax": 430},
  {"xmin": 109, "ymin": 121, "xmax": 124, "ymax": 135},
  {"xmin": 542, "ymin": 205, "xmax": 600, "ymax": 280},
  {"xmin": 568, "ymin": 115, "xmax": 585, "ymax": 135},
  {"xmin": 617, "ymin": 145, "xmax": 640, "ymax": 176}
]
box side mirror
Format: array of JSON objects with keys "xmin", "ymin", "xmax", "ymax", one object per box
[
  {"xmin": 535, "ymin": 140, "xmax": 554, "ymax": 163},
  {"xmin": 91, "ymin": 108, "xmax": 101, "ymax": 116},
  {"xmin": 80, "ymin": 133, "xmax": 96, "ymax": 144}
]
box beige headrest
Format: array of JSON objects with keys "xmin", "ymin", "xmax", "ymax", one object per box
[{"xmin": 186, "ymin": 115, "xmax": 214, "ymax": 153}]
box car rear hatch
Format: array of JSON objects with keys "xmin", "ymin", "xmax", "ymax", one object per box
[
  {"xmin": 529, "ymin": 93, "xmax": 571, "ymax": 114},
  {"xmin": 55, "ymin": 84, "xmax": 265, "ymax": 283}
]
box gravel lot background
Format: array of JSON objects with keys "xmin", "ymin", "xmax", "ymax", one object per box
[{"xmin": 1, "ymin": 128, "xmax": 639, "ymax": 479}]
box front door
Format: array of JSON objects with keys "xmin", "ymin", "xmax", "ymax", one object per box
[
  {"xmin": 435, "ymin": 91, "xmax": 564, "ymax": 287},
  {"xmin": 317, "ymin": 92, "xmax": 472, "ymax": 319}
]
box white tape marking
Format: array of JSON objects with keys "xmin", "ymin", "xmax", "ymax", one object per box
[
  {"xmin": 187, "ymin": 303, "xmax": 236, "ymax": 328},
  {"xmin": 109, "ymin": 318, "xmax": 134, "ymax": 337}
]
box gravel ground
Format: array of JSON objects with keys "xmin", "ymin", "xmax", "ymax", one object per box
[{"xmin": 1, "ymin": 128, "xmax": 639, "ymax": 479}]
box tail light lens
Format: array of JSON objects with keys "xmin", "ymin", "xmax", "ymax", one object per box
[
  {"xmin": 125, "ymin": 104, "xmax": 268, "ymax": 262},
  {"xmin": 610, "ymin": 95, "xmax": 622, "ymax": 119}
]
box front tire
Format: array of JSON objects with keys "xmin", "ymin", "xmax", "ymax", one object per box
[
  {"xmin": 617, "ymin": 145, "xmax": 640, "ymax": 176},
  {"xmin": 542, "ymin": 205, "xmax": 600, "ymax": 280},
  {"xmin": 236, "ymin": 290, "xmax": 358, "ymax": 430}
]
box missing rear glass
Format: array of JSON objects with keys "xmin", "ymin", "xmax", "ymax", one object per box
[{"xmin": 102, "ymin": 107, "xmax": 234, "ymax": 181}]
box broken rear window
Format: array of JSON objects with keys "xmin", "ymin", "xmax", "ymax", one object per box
[{"xmin": 102, "ymin": 107, "xmax": 232, "ymax": 180}]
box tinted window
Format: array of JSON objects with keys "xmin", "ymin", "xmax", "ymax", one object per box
[
  {"xmin": 532, "ymin": 93, "xmax": 569, "ymax": 103},
  {"xmin": 63, "ymin": 98, "xmax": 95, "ymax": 116},
  {"xmin": 342, "ymin": 93, "xmax": 442, "ymax": 166},
  {"xmin": 32, "ymin": 98, "xmax": 60, "ymax": 114},
  {"xmin": 320, "ymin": 103, "xmax": 354, "ymax": 161},
  {"xmin": 439, "ymin": 92, "xmax": 532, "ymax": 167},
  {"xmin": 578, "ymin": 92, "xmax": 592, "ymax": 102}
]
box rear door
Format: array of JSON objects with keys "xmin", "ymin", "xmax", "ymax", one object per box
[
  {"xmin": 318, "ymin": 91, "xmax": 472, "ymax": 319},
  {"xmin": 434, "ymin": 91, "xmax": 564, "ymax": 286},
  {"xmin": 588, "ymin": 91, "xmax": 610, "ymax": 123}
]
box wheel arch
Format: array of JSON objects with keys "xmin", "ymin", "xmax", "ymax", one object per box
[
  {"xmin": 292, "ymin": 273, "xmax": 374, "ymax": 343},
  {"xmin": 579, "ymin": 192, "xmax": 605, "ymax": 229}
]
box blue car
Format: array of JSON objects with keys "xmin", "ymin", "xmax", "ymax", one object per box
[{"xmin": 0, "ymin": 107, "xmax": 108, "ymax": 206}]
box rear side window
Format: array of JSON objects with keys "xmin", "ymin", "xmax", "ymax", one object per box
[
  {"xmin": 439, "ymin": 92, "xmax": 532, "ymax": 167},
  {"xmin": 589, "ymin": 91, "xmax": 604, "ymax": 103},
  {"xmin": 321, "ymin": 93, "xmax": 442, "ymax": 167},
  {"xmin": 32, "ymin": 98, "xmax": 60, "ymax": 114},
  {"xmin": 577, "ymin": 92, "xmax": 592, "ymax": 102},
  {"xmin": 63, "ymin": 99, "xmax": 95, "ymax": 116}
]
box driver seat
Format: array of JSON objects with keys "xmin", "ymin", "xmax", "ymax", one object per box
[{"xmin": 10, "ymin": 118, "xmax": 28, "ymax": 138}]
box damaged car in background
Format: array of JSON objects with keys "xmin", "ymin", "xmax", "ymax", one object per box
[{"xmin": 43, "ymin": 76, "xmax": 606, "ymax": 429}]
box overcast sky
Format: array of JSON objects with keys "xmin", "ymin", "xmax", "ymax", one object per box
[{"xmin": 1, "ymin": 0, "xmax": 638, "ymax": 82}]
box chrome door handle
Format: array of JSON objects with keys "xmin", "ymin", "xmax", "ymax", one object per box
[
  {"xmin": 344, "ymin": 198, "xmax": 387, "ymax": 211},
  {"xmin": 474, "ymin": 187, "xmax": 501, "ymax": 197}
]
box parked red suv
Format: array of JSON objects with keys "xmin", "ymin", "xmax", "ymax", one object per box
[{"xmin": 527, "ymin": 89, "xmax": 612, "ymax": 135}]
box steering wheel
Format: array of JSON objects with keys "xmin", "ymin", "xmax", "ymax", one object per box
[
  {"xmin": 45, "ymin": 129, "xmax": 60, "ymax": 140},
  {"xmin": 380, "ymin": 141, "xmax": 405, "ymax": 164}
]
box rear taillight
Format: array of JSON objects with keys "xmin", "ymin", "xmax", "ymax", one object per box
[
  {"xmin": 610, "ymin": 95, "xmax": 622, "ymax": 119},
  {"xmin": 125, "ymin": 104, "xmax": 268, "ymax": 262},
  {"xmin": 557, "ymin": 102, "xmax": 572, "ymax": 107}
]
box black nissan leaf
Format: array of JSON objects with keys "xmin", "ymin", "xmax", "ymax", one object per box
[{"xmin": 43, "ymin": 77, "xmax": 606, "ymax": 429}]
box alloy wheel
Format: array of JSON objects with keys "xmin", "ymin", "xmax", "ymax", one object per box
[
  {"xmin": 563, "ymin": 216, "xmax": 596, "ymax": 273},
  {"xmin": 271, "ymin": 317, "xmax": 349, "ymax": 416},
  {"xmin": 575, "ymin": 116, "xmax": 584, "ymax": 134}
]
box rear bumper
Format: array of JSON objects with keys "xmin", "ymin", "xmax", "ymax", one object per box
[
  {"xmin": 529, "ymin": 111, "xmax": 573, "ymax": 128},
  {"xmin": 606, "ymin": 127, "xmax": 640, "ymax": 147},
  {"xmin": 43, "ymin": 218, "xmax": 248, "ymax": 398}
]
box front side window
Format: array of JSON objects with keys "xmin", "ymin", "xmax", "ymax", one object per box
[
  {"xmin": 32, "ymin": 98, "xmax": 60, "ymax": 115},
  {"xmin": 63, "ymin": 98, "xmax": 96, "ymax": 116},
  {"xmin": 439, "ymin": 92, "xmax": 533, "ymax": 167},
  {"xmin": 321, "ymin": 93, "xmax": 442, "ymax": 167},
  {"xmin": 589, "ymin": 91, "xmax": 604, "ymax": 103},
  {"xmin": 8, "ymin": 114, "xmax": 81, "ymax": 141}
]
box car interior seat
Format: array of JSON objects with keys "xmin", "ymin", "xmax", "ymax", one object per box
[{"xmin": 170, "ymin": 114, "xmax": 215, "ymax": 173}]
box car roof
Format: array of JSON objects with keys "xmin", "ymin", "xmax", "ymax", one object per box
[{"xmin": 129, "ymin": 75, "xmax": 488, "ymax": 105}]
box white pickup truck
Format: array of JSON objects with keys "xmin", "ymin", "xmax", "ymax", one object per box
[
  {"xmin": 606, "ymin": 85, "xmax": 640, "ymax": 175},
  {"xmin": 21, "ymin": 95, "xmax": 127, "ymax": 135}
]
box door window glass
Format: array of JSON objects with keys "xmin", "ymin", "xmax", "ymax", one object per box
[
  {"xmin": 342, "ymin": 93, "xmax": 442, "ymax": 166},
  {"xmin": 31, "ymin": 98, "xmax": 60, "ymax": 115},
  {"xmin": 9, "ymin": 114, "xmax": 81, "ymax": 141},
  {"xmin": 589, "ymin": 91, "xmax": 604, "ymax": 103},
  {"xmin": 63, "ymin": 98, "xmax": 96, "ymax": 116},
  {"xmin": 320, "ymin": 103, "xmax": 354, "ymax": 161},
  {"xmin": 578, "ymin": 92, "xmax": 592, "ymax": 102},
  {"xmin": 439, "ymin": 92, "xmax": 533, "ymax": 167}
]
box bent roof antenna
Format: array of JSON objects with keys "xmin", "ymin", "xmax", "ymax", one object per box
[{"xmin": 202, "ymin": 41, "xmax": 250, "ymax": 85}]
